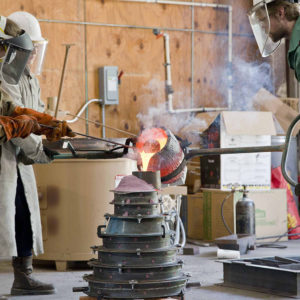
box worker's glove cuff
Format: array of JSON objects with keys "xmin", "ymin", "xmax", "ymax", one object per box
[{"xmin": 12, "ymin": 106, "xmax": 55, "ymax": 125}]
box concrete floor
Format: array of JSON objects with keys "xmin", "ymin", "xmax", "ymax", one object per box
[{"xmin": 0, "ymin": 240, "xmax": 300, "ymax": 300}]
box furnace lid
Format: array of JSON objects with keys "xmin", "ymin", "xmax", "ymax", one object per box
[{"xmin": 112, "ymin": 175, "xmax": 157, "ymax": 193}]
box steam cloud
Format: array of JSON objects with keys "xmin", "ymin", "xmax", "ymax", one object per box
[
  {"xmin": 229, "ymin": 58, "xmax": 274, "ymax": 110},
  {"xmin": 137, "ymin": 79, "xmax": 209, "ymax": 145},
  {"xmin": 137, "ymin": 58, "xmax": 275, "ymax": 144}
]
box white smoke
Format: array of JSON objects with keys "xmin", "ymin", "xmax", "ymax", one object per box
[
  {"xmin": 137, "ymin": 79, "xmax": 209, "ymax": 145},
  {"xmin": 229, "ymin": 58, "xmax": 274, "ymax": 110},
  {"xmin": 137, "ymin": 57, "xmax": 275, "ymax": 145}
]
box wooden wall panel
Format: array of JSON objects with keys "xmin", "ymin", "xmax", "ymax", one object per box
[
  {"xmin": 1, "ymin": 0, "xmax": 84, "ymax": 21},
  {"xmin": 193, "ymin": 33, "xmax": 228, "ymax": 107},
  {"xmin": 87, "ymin": 0, "xmax": 192, "ymax": 29},
  {"xmin": 0, "ymin": 0, "xmax": 281, "ymax": 139},
  {"xmin": 39, "ymin": 21, "xmax": 85, "ymax": 133},
  {"xmin": 219, "ymin": 0, "xmax": 253, "ymax": 34},
  {"xmin": 86, "ymin": 26, "xmax": 166, "ymax": 137}
]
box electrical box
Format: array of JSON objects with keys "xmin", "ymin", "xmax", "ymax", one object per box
[{"xmin": 98, "ymin": 66, "xmax": 119, "ymax": 105}]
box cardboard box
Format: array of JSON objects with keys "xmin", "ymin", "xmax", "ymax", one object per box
[
  {"xmin": 186, "ymin": 157, "xmax": 201, "ymax": 194},
  {"xmin": 253, "ymin": 88, "xmax": 299, "ymax": 133},
  {"xmin": 280, "ymin": 97, "xmax": 299, "ymax": 112},
  {"xmin": 202, "ymin": 189, "xmax": 288, "ymax": 242},
  {"xmin": 187, "ymin": 193, "xmax": 204, "ymax": 240},
  {"xmin": 200, "ymin": 111, "xmax": 276, "ymax": 190}
]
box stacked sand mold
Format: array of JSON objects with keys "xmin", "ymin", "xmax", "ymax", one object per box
[{"xmin": 84, "ymin": 174, "xmax": 188, "ymax": 299}]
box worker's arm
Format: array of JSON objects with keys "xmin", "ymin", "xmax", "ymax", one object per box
[
  {"xmin": 0, "ymin": 90, "xmax": 75, "ymax": 142},
  {"xmin": 0, "ymin": 90, "xmax": 38, "ymax": 143},
  {"xmin": 0, "ymin": 112, "xmax": 74, "ymax": 144},
  {"xmin": 12, "ymin": 106, "xmax": 76, "ymax": 141},
  {"xmin": 0, "ymin": 115, "xmax": 40, "ymax": 143},
  {"xmin": 292, "ymin": 46, "xmax": 300, "ymax": 82},
  {"xmin": 13, "ymin": 135, "xmax": 55, "ymax": 164},
  {"xmin": 2, "ymin": 77, "xmax": 54, "ymax": 163}
]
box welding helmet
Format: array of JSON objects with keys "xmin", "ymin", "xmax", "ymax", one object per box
[
  {"xmin": 0, "ymin": 16, "xmax": 33, "ymax": 85},
  {"xmin": 8, "ymin": 12, "xmax": 48, "ymax": 75},
  {"xmin": 249, "ymin": 0, "xmax": 299, "ymax": 57}
]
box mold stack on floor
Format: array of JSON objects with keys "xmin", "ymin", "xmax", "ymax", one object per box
[{"xmin": 83, "ymin": 172, "xmax": 188, "ymax": 299}]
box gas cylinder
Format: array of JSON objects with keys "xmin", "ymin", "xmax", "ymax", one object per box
[{"xmin": 236, "ymin": 188, "xmax": 255, "ymax": 235}]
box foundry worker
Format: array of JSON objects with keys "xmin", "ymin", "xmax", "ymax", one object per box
[
  {"xmin": 0, "ymin": 15, "xmax": 75, "ymax": 296},
  {"xmin": 249, "ymin": 0, "xmax": 300, "ymax": 79}
]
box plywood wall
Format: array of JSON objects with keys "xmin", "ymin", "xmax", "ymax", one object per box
[{"xmin": 0, "ymin": 0, "xmax": 272, "ymax": 139}]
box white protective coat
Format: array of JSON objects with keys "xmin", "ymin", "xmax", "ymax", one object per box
[{"xmin": 0, "ymin": 68, "xmax": 51, "ymax": 257}]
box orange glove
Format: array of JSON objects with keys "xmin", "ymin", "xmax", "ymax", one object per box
[
  {"xmin": 12, "ymin": 106, "xmax": 76, "ymax": 141},
  {"xmin": 12, "ymin": 106, "xmax": 53, "ymax": 124},
  {"xmin": 0, "ymin": 115, "xmax": 41, "ymax": 141},
  {"xmin": 35, "ymin": 120, "xmax": 76, "ymax": 142}
]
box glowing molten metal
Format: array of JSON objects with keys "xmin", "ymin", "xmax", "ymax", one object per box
[{"xmin": 136, "ymin": 128, "xmax": 168, "ymax": 171}]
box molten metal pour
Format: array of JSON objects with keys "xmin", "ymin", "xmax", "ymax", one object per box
[{"xmin": 135, "ymin": 114, "xmax": 300, "ymax": 193}]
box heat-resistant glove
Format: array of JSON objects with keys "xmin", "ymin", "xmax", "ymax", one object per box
[
  {"xmin": 12, "ymin": 106, "xmax": 76, "ymax": 141},
  {"xmin": 12, "ymin": 106, "xmax": 53, "ymax": 124},
  {"xmin": 35, "ymin": 120, "xmax": 76, "ymax": 142},
  {"xmin": 0, "ymin": 115, "xmax": 41, "ymax": 141}
]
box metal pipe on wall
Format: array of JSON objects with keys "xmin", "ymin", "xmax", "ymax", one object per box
[
  {"xmin": 67, "ymin": 112, "xmax": 137, "ymax": 136},
  {"xmin": 83, "ymin": 0, "xmax": 89, "ymax": 135},
  {"xmin": 161, "ymin": 32, "xmax": 226, "ymax": 113},
  {"xmin": 120, "ymin": 0, "xmax": 230, "ymax": 9},
  {"xmin": 39, "ymin": 18, "xmax": 250, "ymax": 37},
  {"xmin": 102, "ymin": 102, "xmax": 106, "ymax": 138},
  {"xmin": 163, "ymin": 32, "xmax": 174, "ymax": 112},
  {"xmin": 67, "ymin": 99, "xmax": 107, "ymax": 137},
  {"xmin": 66, "ymin": 99, "xmax": 102, "ymax": 123},
  {"xmin": 191, "ymin": 0, "xmax": 195, "ymax": 108},
  {"xmin": 158, "ymin": 29, "xmax": 226, "ymax": 112}
]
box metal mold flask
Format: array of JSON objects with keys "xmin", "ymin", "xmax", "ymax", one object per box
[{"xmin": 81, "ymin": 171, "xmax": 188, "ymax": 299}]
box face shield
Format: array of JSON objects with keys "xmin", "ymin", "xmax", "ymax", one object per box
[
  {"xmin": 28, "ymin": 39, "xmax": 48, "ymax": 75},
  {"xmin": 0, "ymin": 31, "xmax": 33, "ymax": 85},
  {"xmin": 248, "ymin": 1, "xmax": 281, "ymax": 57}
]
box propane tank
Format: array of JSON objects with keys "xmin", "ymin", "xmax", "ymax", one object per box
[{"xmin": 236, "ymin": 187, "xmax": 255, "ymax": 235}]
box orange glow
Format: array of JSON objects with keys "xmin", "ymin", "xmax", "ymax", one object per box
[
  {"xmin": 139, "ymin": 151, "xmax": 155, "ymax": 171},
  {"xmin": 136, "ymin": 128, "xmax": 168, "ymax": 171}
]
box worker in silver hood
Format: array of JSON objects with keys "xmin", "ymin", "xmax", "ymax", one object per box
[
  {"xmin": 248, "ymin": 1, "xmax": 300, "ymax": 79},
  {"xmin": 0, "ymin": 14, "xmax": 75, "ymax": 296}
]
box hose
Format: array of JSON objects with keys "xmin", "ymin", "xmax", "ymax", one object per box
[
  {"xmin": 280, "ymin": 114, "xmax": 300, "ymax": 187},
  {"xmin": 174, "ymin": 212, "xmax": 186, "ymax": 248},
  {"xmin": 168, "ymin": 203, "xmax": 186, "ymax": 248},
  {"xmin": 174, "ymin": 211, "xmax": 180, "ymax": 245},
  {"xmin": 256, "ymin": 225, "xmax": 300, "ymax": 242},
  {"xmin": 179, "ymin": 216, "xmax": 186, "ymax": 248},
  {"xmin": 221, "ymin": 192, "xmax": 234, "ymax": 235}
]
